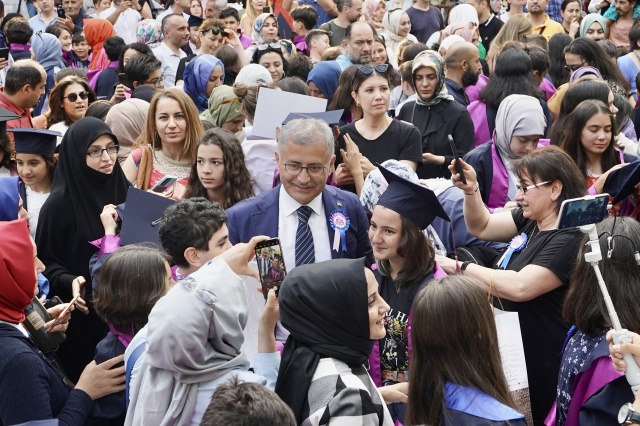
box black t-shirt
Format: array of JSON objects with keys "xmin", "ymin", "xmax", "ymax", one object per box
[
  {"xmin": 497, "ymin": 208, "xmax": 583, "ymax": 424},
  {"xmin": 479, "ymin": 14, "xmax": 504, "ymax": 51},
  {"xmin": 375, "ymin": 270, "xmax": 433, "ymax": 376}
]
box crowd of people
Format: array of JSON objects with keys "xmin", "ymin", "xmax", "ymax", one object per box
[{"xmin": 3, "ymin": 0, "xmax": 640, "ymax": 424}]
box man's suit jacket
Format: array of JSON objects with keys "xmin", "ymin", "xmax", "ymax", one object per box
[{"xmin": 227, "ymin": 185, "xmax": 372, "ymax": 261}]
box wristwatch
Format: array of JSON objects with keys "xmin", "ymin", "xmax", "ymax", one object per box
[
  {"xmin": 460, "ymin": 261, "xmax": 472, "ymax": 273},
  {"xmin": 618, "ymin": 402, "xmax": 640, "ymax": 425}
]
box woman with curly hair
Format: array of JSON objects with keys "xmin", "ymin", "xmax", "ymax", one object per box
[
  {"xmin": 46, "ymin": 76, "xmax": 97, "ymax": 144},
  {"xmin": 185, "ymin": 128, "xmax": 253, "ymax": 209}
]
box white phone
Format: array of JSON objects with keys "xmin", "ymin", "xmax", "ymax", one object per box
[
  {"xmin": 556, "ymin": 194, "xmax": 609, "ymax": 229},
  {"xmin": 150, "ymin": 175, "xmax": 177, "ymax": 193}
]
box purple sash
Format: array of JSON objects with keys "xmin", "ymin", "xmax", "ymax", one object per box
[{"xmin": 487, "ymin": 143, "xmax": 509, "ymax": 212}]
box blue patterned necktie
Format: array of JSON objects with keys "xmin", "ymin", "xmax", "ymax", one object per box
[{"xmin": 295, "ymin": 206, "xmax": 315, "ymax": 266}]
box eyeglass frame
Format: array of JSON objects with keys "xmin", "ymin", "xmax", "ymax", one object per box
[
  {"xmin": 179, "ymin": 276, "xmax": 218, "ymax": 306},
  {"xmin": 143, "ymin": 76, "xmax": 164, "ymax": 89},
  {"xmin": 564, "ymin": 61, "xmax": 586, "ymax": 72},
  {"xmin": 256, "ymin": 42, "xmax": 281, "ymax": 51},
  {"xmin": 85, "ymin": 144, "xmax": 120, "ymax": 158},
  {"xmin": 515, "ymin": 180, "xmax": 552, "ymax": 195},
  {"xmin": 358, "ymin": 64, "xmax": 389, "ymax": 75},
  {"xmin": 282, "ymin": 162, "xmax": 329, "ymax": 177},
  {"xmin": 63, "ymin": 91, "xmax": 90, "ymax": 102}
]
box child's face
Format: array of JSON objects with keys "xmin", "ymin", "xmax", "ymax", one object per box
[{"xmin": 73, "ymin": 41, "xmax": 90, "ymax": 59}]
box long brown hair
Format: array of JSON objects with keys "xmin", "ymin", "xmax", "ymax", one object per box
[
  {"xmin": 134, "ymin": 89, "xmax": 203, "ymax": 160},
  {"xmin": 45, "ymin": 76, "xmax": 96, "ymax": 128},
  {"xmin": 184, "ymin": 128, "xmax": 254, "ymax": 209},
  {"xmin": 407, "ymin": 275, "xmax": 516, "ymax": 425}
]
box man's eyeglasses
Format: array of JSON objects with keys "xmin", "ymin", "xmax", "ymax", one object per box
[
  {"xmin": 86, "ymin": 144, "xmax": 119, "ymax": 158},
  {"xmin": 515, "ymin": 180, "xmax": 551, "ymax": 195},
  {"xmin": 256, "ymin": 42, "xmax": 281, "ymax": 51},
  {"xmin": 564, "ymin": 61, "xmax": 586, "ymax": 72},
  {"xmin": 179, "ymin": 276, "xmax": 218, "ymax": 306},
  {"xmin": 144, "ymin": 77, "xmax": 164, "ymax": 89},
  {"xmin": 283, "ymin": 162, "xmax": 327, "ymax": 176},
  {"xmin": 358, "ymin": 64, "xmax": 389, "ymax": 75},
  {"xmin": 63, "ymin": 91, "xmax": 90, "ymax": 102}
]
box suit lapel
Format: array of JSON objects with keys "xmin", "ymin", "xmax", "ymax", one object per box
[{"xmin": 251, "ymin": 186, "xmax": 280, "ymax": 238}]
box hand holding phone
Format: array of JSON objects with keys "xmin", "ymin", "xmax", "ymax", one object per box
[
  {"xmin": 448, "ymin": 134, "xmax": 467, "ymax": 185},
  {"xmin": 255, "ymin": 238, "xmax": 287, "ymax": 299},
  {"xmin": 57, "ymin": 8, "xmax": 66, "ymax": 18},
  {"xmin": 49, "ymin": 294, "xmax": 80, "ymax": 329}
]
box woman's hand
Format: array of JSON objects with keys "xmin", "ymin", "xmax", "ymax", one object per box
[
  {"xmin": 447, "ymin": 158, "xmax": 478, "ymax": 194},
  {"xmin": 100, "ymin": 204, "xmax": 119, "ymax": 235},
  {"xmin": 217, "ymin": 235, "xmax": 269, "ymax": 280},
  {"xmin": 72, "ymin": 276, "xmax": 89, "ymax": 315},
  {"xmin": 340, "ymin": 133, "xmax": 362, "ymax": 174},
  {"xmin": 607, "ymin": 330, "xmax": 640, "ymax": 373},
  {"xmin": 378, "ymin": 382, "xmax": 409, "ymax": 404},
  {"xmin": 435, "ymin": 254, "xmax": 459, "ymax": 275},
  {"xmin": 422, "ymin": 152, "xmax": 445, "ymax": 165},
  {"xmin": 333, "ymin": 163, "xmax": 355, "ymax": 186},
  {"xmin": 223, "ymin": 28, "xmax": 242, "ymax": 49},
  {"xmin": 110, "ymin": 84, "xmax": 127, "ymax": 104},
  {"xmin": 259, "ymin": 288, "xmax": 279, "ymax": 332},
  {"xmin": 76, "ymin": 355, "xmax": 126, "ymax": 400},
  {"xmin": 569, "ymin": 17, "xmax": 580, "ymax": 38},
  {"xmin": 44, "ymin": 303, "xmax": 74, "ymax": 333},
  {"xmin": 594, "ymin": 163, "xmax": 627, "ymax": 194}
]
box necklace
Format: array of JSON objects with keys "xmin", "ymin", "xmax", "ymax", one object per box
[{"xmin": 525, "ymin": 222, "xmax": 555, "ymax": 250}]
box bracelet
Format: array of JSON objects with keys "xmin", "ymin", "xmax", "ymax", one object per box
[
  {"xmin": 460, "ymin": 261, "xmax": 472, "ymax": 273},
  {"xmin": 464, "ymin": 183, "xmax": 479, "ymax": 196}
]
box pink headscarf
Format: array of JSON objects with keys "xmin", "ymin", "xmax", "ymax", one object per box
[
  {"xmin": 440, "ymin": 22, "xmax": 478, "ymax": 45},
  {"xmin": 362, "ymin": 0, "xmax": 385, "ymax": 31}
]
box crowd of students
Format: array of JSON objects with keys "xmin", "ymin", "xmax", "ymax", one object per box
[{"xmin": 2, "ymin": 0, "xmax": 640, "ymax": 424}]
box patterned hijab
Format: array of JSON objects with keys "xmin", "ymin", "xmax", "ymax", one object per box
[
  {"xmin": 494, "ymin": 94, "xmax": 546, "ymax": 160},
  {"xmin": 200, "ymin": 85, "xmax": 242, "ymax": 127},
  {"xmin": 363, "ymin": 0, "xmax": 385, "ymax": 31},
  {"xmin": 252, "ymin": 13, "xmax": 277, "ymax": 44},
  {"xmin": 137, "ymin": 19, "xmax": 163, "ymax": 47},
  {"xmin": 412, "ymin": 50, "xmax": 453, "ymax": 106}
]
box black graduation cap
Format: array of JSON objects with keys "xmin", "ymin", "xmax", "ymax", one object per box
[
  {"xmin": 0, "ymin": 107, "xmax": 20, "ymax": 137},
  {"xmin": 119, "ymin": 187, "xmax": 176, "ymax": 247},
  {"xmin": 188, "ymin": 14, "xmax": 203, "ymax": 28},
  {"xmin": 376, "ymin": 164, "xmax": 450, "ymax": 229},
  {"xmin": 9, "ymin": 129, "xmax": 60, "ymax": 156},
  {"xmin": 603, "ymin": 160, "xmax": 640, "ymax": 205},
  {"xmin": 282, "ymin": 110, "xmax": 344, "ymax": 126}
]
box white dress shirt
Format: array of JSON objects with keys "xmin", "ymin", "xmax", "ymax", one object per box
[
  {"xmin": 153, "ymin": 41, "xmax": 187, "ymax": 88},
  {"xmin": 278, "ymin": 187, "xmax": 331, "ymax": 271},
  {"xmin": 99, "ymin": 6, "xmax": 141, "ymax": 44}
]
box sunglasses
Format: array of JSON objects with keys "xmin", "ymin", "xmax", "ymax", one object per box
[
  {"xmin": 564, "ymin": 61, "xmax": 586, "ymax": 72},
  {"xmin": 63, "ymin": 91, "xmax": 90, "ymax": 102},
  {"xmin": 256, "ymin": 42, "xmax": 281, "ymax": 51},
  {"xmin": 201, "ymin": 26, "xmax": 223, "ymax": 36},
  {"xmin": 358, "ymin": 64, "xmax": 389, "ymax": 75}
]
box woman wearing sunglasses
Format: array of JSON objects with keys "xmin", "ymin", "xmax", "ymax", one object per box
[
  {"xmin": 46, "ymin": 76, "xmax": 97, "ymax": 145},
  {"xmin": 435, "ymin": 146, "xmax": 587, "ymax": 425},
  {"xmin": 334, "ymin": 63, "xmax": 422, "ymax": 191},
  {"xmin": 252, "ymin": 42, "xmax": 287, "ymax": 82}
]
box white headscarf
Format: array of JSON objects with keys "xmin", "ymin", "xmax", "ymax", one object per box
[
  {"xmin": 235, "ymin": 63, "xmax": 274, "ymax": 85},
  {"xmin": 125, "ymin": 259, "xmax": 250, "ymax": 426},
  {"xmin": 449, "ymin": 4, "xmax": 480, "ymax": 26},
  {"xmin": 494, "ymin": 94, "xmax": 546, "ymax": 160}
]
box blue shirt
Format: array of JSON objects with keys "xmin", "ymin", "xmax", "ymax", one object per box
[
  {"xmin": 335, "ymin": 54, "xmax": 353, "ymax": 71},
  {"xmin": 28, "ymin": 13, "xmax": 58, "ymax": 33},
  {"xmin": 546, "ymin": 0, "xmax": 563, "ymax": 23},
  {"xmin": 297, "ymin": 0, "xmax": 333, "ymax": 27}
]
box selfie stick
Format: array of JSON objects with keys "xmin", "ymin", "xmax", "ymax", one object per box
[{"xmin": 580, "ymin": 224, "xmax": 640, "ymax": 393}]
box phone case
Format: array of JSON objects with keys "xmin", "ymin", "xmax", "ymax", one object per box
[
  {"xmin": 22, "ymin": 297, "xmax": 66, "ymax": 353},
  {"xmin": 255, "ymin": 239, "xmax": 286, "ymax": 299}
]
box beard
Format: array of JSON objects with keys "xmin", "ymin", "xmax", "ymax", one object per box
[{"xmin": 461, "ymin": 66, "xmax": 480, "ymax": 88}]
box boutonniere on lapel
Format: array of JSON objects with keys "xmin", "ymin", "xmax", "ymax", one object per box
[{"xmin": 329, "ymin": 209, "xmax": 350, "ymax": 252}]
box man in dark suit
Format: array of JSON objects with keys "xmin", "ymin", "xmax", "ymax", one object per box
[{"xmin": 227, "ymin": 118, "xmax": 371, "ymax": 268}]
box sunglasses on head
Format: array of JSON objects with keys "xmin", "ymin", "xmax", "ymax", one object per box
[
  {"xmin": 256, "ymin": 42, "xmax": 281, "ymax": 51},
  {"xmin": 358, "ymin": 64, "xmax": 389, "ymax": 75},
  {"xmin": 201, "ymin": 26, "xmax": 223, "ymax": 36},
  {"xmin": 63, "ymin": 91, "xmax": 90, "ymax": 102}
]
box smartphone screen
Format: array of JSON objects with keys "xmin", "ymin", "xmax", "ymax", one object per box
[
  {"xmin": 118, "ymin": 73, "xmax": 127, "ymax": 85},
  {"xmin": 0, "ymin": 47, "xmax": 9, "ymax": 61},
  {"xmin": 255, "ymin": 238, "xmax": 287, "ymax": 299},
  {"xmin": 556, "ymin": 194, "xmax": 609, "ymax": 229},
  {"xmin": 57, "ymin": 8, "xmax": 66, "ymax": 18},
  {"xmin": 448, "ymin": 134, "xmax": 467, "ymax": 184},
  {"xmin": 150, "ymin": 176, "xmax": 177, "ymax": 193}
]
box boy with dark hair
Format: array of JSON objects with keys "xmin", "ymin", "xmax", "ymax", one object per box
[
  {"xmin": 5, "ymin": 20, "xmax": 33, "ymax": 60},
  {"xmin": 219, "ymin": 7, "xmax": 251, "ymax": 49},
  {"xmin": 291, "ymin": 5, "xmax": 317, "ymax": 54},
  {"xmin": 158, "ymin": 197, "xmax": 231, "ymax": 277},
  {"xmin": 200, "ymin": 377, "xmax": 296, "ymax": 426},
  {"xmin": 71, "ymin": 32, "xmax": 91, "ymax": 71},
  {"xmin": 94, "ymin": 35, "xmax": 126, "ymax": 99},
  {"xmin": 304, "ymin": 28, "xmax": 330, "ymax": 63},
  {"xmin": 124, "ymin": 53, "xmax": 162, "ymax": 90}
]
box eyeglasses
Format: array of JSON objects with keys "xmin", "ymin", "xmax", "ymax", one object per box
[
  {"xmin": 283, "ymin": 162, "xmax": 327, "ymax": 176},
  {"xmin": 63, "ymin": 91, "xmax": 90, "ymax": 102},
  {"xmin": 86, "ymin": 144, "xmax": 119, "ymax": 158},
  {"xmin": 256, "ymin": 42, "xmax": 281, "ymax": 51},
  {"xmin": 144, "ymin": 77, "xmax": 164, "ymax": 89},
  {"xmin": 201, "ymin": 26, "xmax": 223, "ymax": 36},
  {"xmin": 358, "ymin": 64, "xmax": 389, "ymax": 75},
  {"xmin": 515, "ymin": 180, "xmax": 551, "ymax": 195},
  {"xmin": 564, "ymin": 61, "xmax": 586, "ymax": 72},
  {"xmin": 179, "ymin": 276, "xmax": 217, "ymax": 306}
]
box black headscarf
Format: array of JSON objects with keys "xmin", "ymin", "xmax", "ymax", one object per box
[
  {"xmin": 35, "ymin": 117, "xmax": 129, "ymax": 300},
  {"xmin": 275, "ymin": 258, "xmax": 374, "ymax": 423}
]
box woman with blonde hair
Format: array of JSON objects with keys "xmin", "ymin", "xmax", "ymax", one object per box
[
  {"xmin": 486, "ymin": 15, "xmax": 532, "ymax": 72},
  {"xmin": 122, "ymin": 89, "xmax": 204, "ymax": 197},
  {"xmin": 241, "ymin": 0, "xmax": 272, "ymax": 38}
]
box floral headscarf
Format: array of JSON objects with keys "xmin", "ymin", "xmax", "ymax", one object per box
[
  {"xmin": 137, "ymin": 19, "xmax": 163, "ymax": 48},
  {"xmin": 362, "ymin": 0, "xmax": 385, "ymax": 31},
  {"xmin": 252, "ymin": 13, "xmax": 277, "ymax": 44},
  {"xmin": 412, "ymin": 50, "xmax": 453, "ymax": 106}
]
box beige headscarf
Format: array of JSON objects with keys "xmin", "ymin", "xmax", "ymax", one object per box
[
  {"xmin": 199, "ymin": 85, "xmax": 243, "ymax": 127},
  {"xmin": 105, "ymin": 99, "xmax": 150, "ymax": 163}
]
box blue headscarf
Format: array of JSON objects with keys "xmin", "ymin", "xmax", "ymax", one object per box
[
  {"xmin": 307, "ymin": 61, "xmax": 342, "ymax": 105},
  {"xmin": 0, "ymin": 176, "xmax": 19, "ymax": 221},
  {"xmin": 184, "ymin": 54, "xmax": 225, "ymax": 112},
  {"xmin": 31, "ymin": 32, "xmax": 63, "ymax": 71}
]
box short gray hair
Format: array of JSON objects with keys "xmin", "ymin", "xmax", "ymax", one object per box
[{"xmin": 277, "ymin": 118, "xmax": 335, "ymax": 158}]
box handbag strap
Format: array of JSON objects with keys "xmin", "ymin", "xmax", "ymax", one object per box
[
  {"xmin": 125, "ymin": 342, "xmax": 145, "ymax": 408},
  {"xmin": 135, "ymin": 145, "xmax": 153, "ymax": 190}
]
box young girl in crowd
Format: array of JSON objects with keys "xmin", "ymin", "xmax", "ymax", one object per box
[
  {"xmin": 122, "ymin": 89, "xmax": 204, "ymax": 196},
  {"xmin": 12, "ymin": 129, "xmax": 59, "ymax": 238},
  {"xmin": 36, "ymin": 117, "xmax": 130, "ymax": 383},
  {"xmin": 46, "ymin": 76, "xmax": 97, "ymax": 144},
  {"xmin": 552, "ymin": 217, "xmax": 640, "ymax": 425},
  {"xmin": 407, "ymin": 275, "xmax": 527, "ymax": 425},
  {"xmin": 46, "ymin": 24, "xmax": 73, "ymax": 66},
  {"xmin": 185, "ymin": 128, "xmax": 253, "ymax": 209}
]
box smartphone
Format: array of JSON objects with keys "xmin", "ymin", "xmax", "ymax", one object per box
[
  {"xmin": 556, "ymin": 194, "xmax": 609, "ymax": 229},
  {"xmin": 118, "ymin": 72, "xmax": 127, "ymax": 85},
  {"xmin": 44, "ymin": 295, "xmax": 63, "ymax": 309},
  {"xmin": 150, "ymin": 175, "xmax": 178, "ymax": 193},
  {"xmin": 255, "ymin": 238, "xmax": 287, "ymax": 299},
  {"xmin": 49, "ymin": 294, "xmax": 80, "ymax": 329},
  {"xmin": 57, "ymin": 7, "xmax": 66, "ymax": 18},
  {"xmin": 23, "ymin": 296, "xmax": 66, "ymax": 353},
  {"xmin": 262, "ymin": 6, "xmax": 271, "ymax": 12},
  {"xmin": 0, "ymin": 47, "xmax": 9, "ymax": 61},
  {"xmin": 448, "ymin": 134, "xmax": 467, "ymax": 184}
]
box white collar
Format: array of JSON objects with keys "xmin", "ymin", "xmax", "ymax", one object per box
[
  {"xmin": 0, "ymin": 319, "xmax": 29, "ymax": 337},
  {"xmin": 280, "ymin": 186, "xmax": 324, "ymax": 218}
]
